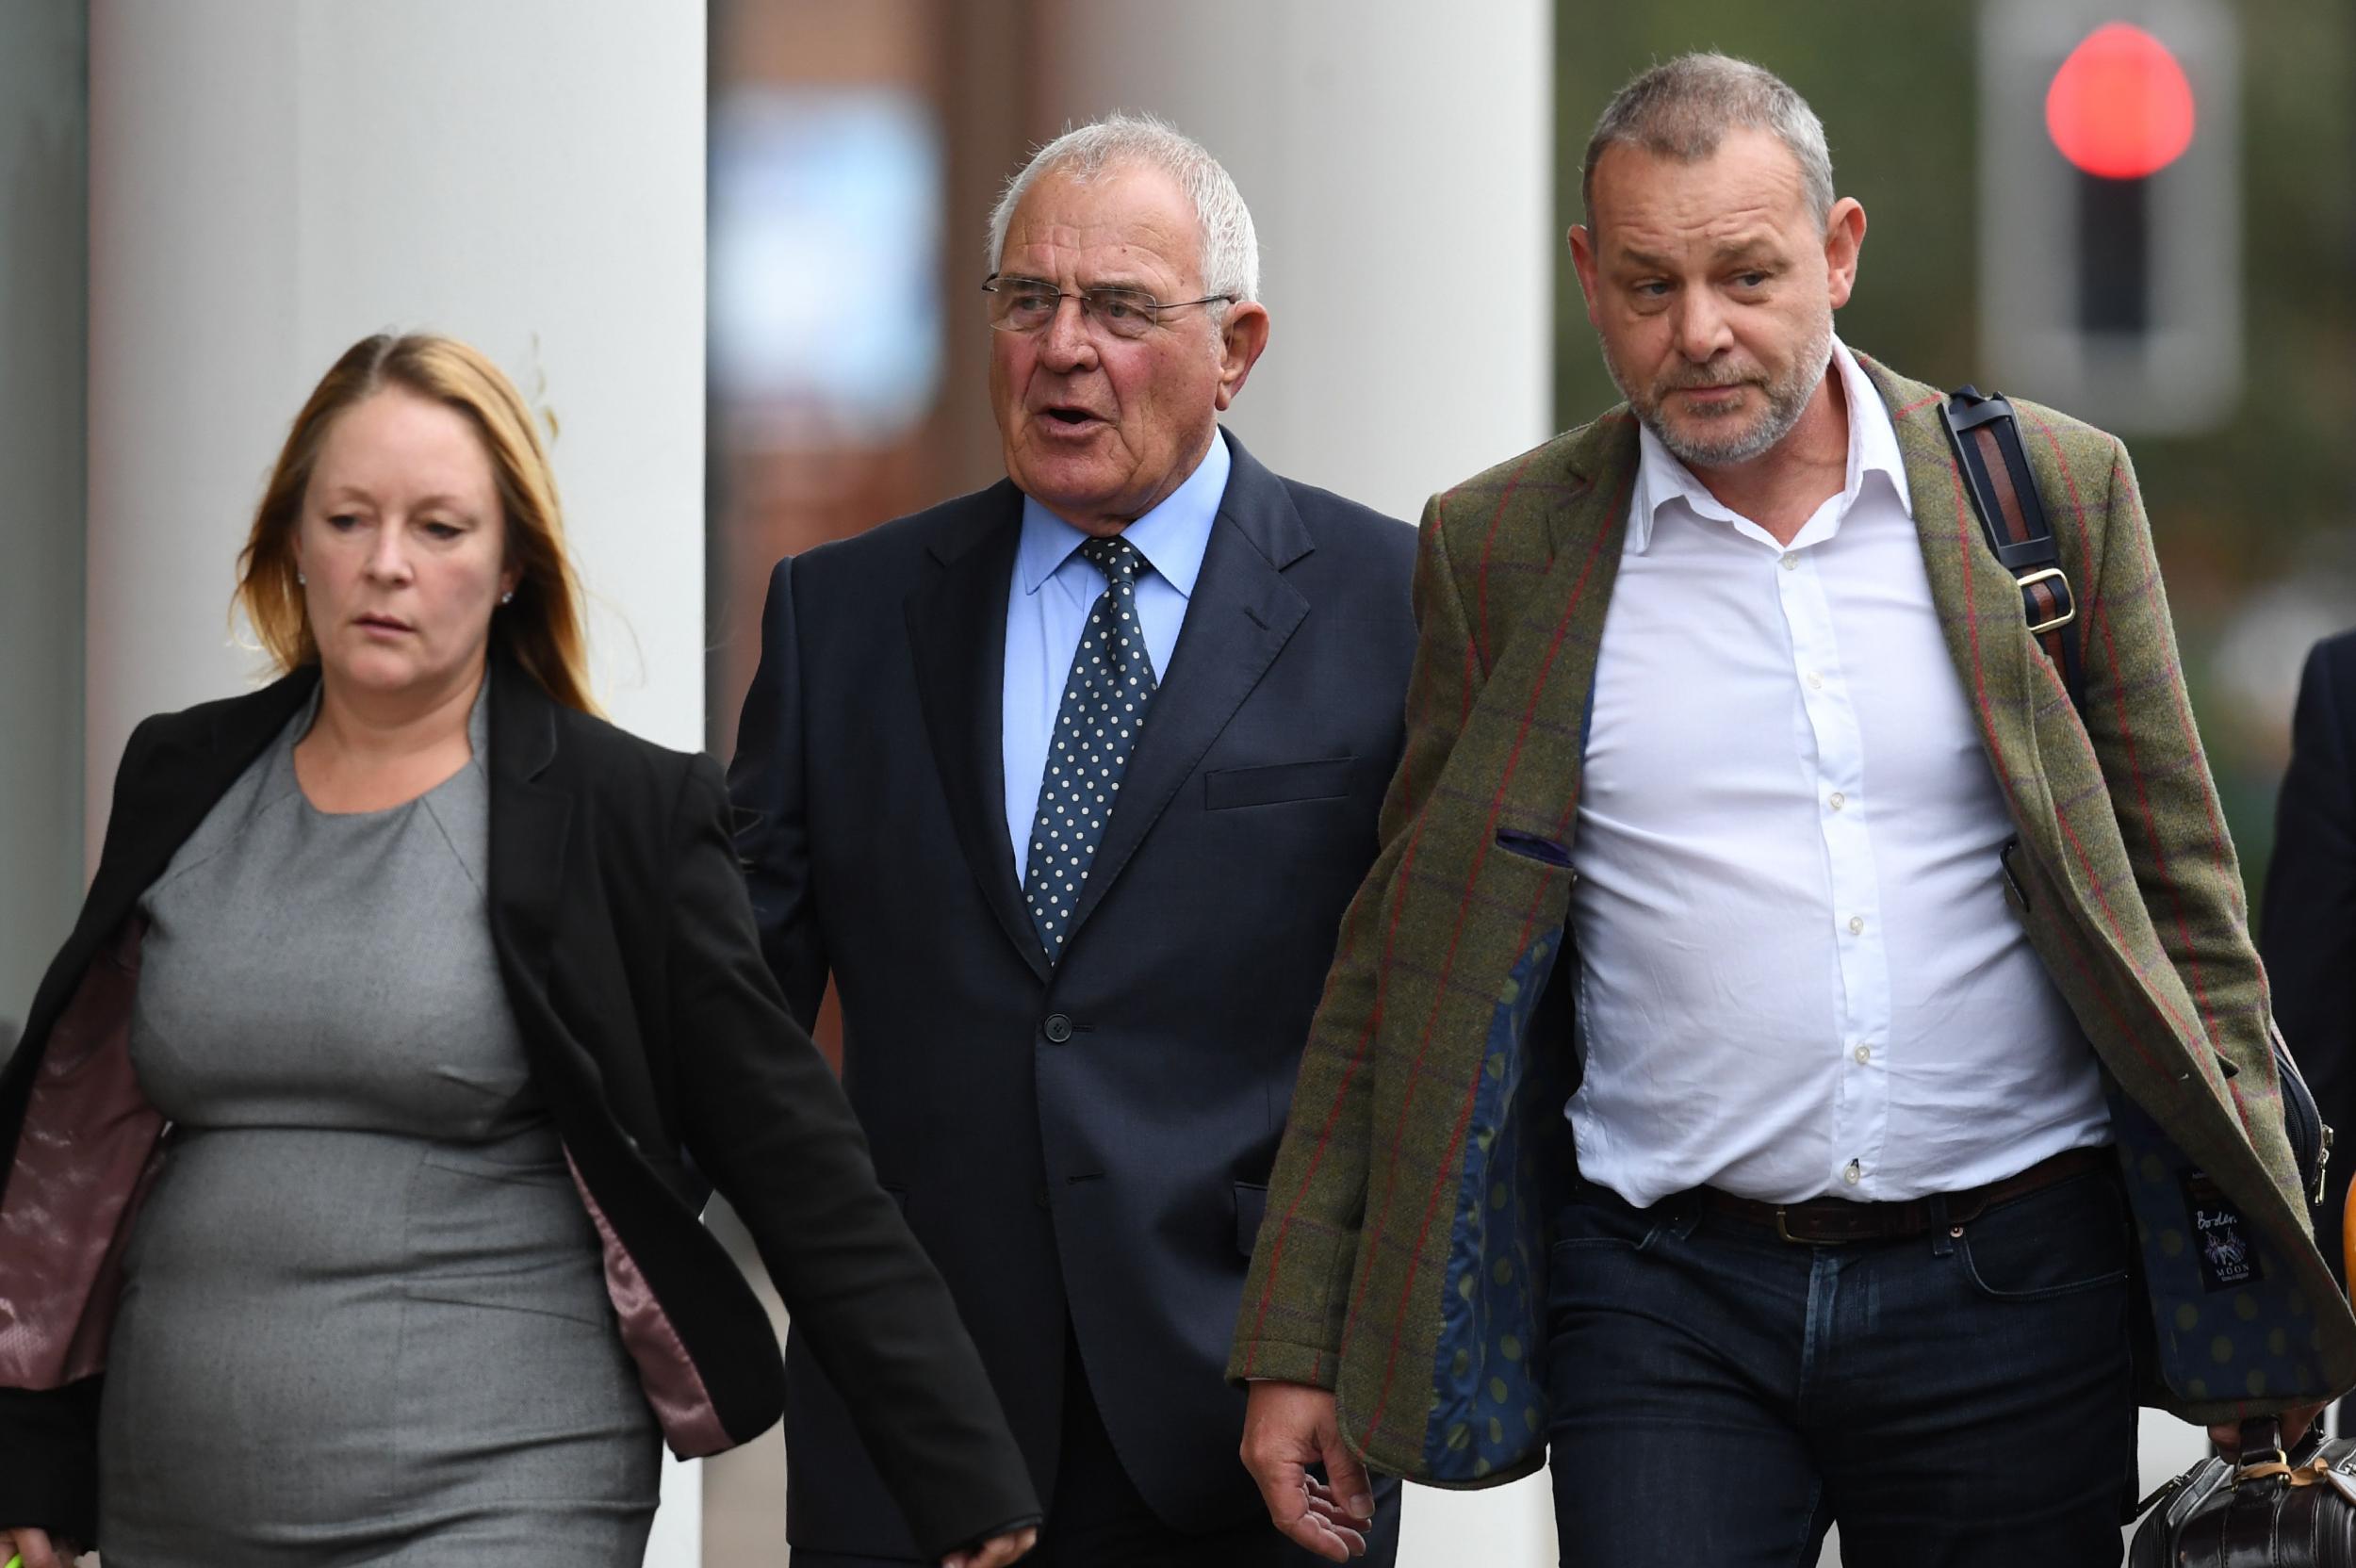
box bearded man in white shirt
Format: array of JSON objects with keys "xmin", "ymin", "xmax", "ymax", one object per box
[{"xmin": 1233, "ymin": 52, "xmax": 2354, "ymax": 1567}]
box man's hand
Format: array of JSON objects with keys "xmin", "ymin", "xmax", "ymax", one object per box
[
  {"xmin": 941, "ymin": 1525, "xmax": 1037, "ymax": 1568},
  {"xmin": 1, "ymin": 1527, "xmax": 84, "ymax": 1568},
  {"xmin": 2208, "ymin": 1400, "xmax": 2329, "ymax": 1453},
  {"xmin": 1240, "ymin": 1380, "xmax": 1375, "ymax": 1561}
]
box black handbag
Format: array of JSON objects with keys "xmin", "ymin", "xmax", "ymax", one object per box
[{"xmin": 2130, "ymin": 1416, "xmax": 2356, "ymax": 1563}]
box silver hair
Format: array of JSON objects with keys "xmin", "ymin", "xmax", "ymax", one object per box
[
  {"xmin": 1581, "ymin": 53, "xmax": 1835, "ymax": 231},
  {"xmin": 987, "ymin": 112, "xmax": 1260, "ymax": 308}
]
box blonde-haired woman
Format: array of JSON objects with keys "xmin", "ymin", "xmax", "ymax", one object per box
[{"xmin": 0, "ymin": 334, "xmax": 1039, "ymax": 1568}]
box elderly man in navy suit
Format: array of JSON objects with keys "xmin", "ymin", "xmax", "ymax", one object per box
[{"xmin": 728, "ymin": 114, "xmax": 1415, "ymax": 1566}]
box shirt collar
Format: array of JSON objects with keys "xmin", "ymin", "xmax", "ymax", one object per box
[
  {"xmin": 1015, "ymin": 429, "xmax": 1231, "ymax": 598},
  {"xmin": 1624, "ymin": 338, "xmax": 1910, "ymax": 555}
]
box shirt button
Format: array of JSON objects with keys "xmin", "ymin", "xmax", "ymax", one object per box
[
  {"xmin": 1853, "ymin": 1043, "xmax": 1872, "ymax": 1065},
  {"xmin": 1779, "ymin": 554, "xmax": 1800, "ymax": 571},
  {"xmin": 1847, "ymin": 915, "xmax": 1865, "ymax": 935},
  {"xmin": 1043, "ymin": 1014, "xmax": 1073, "ymax": 1043},
  {"xmin": 1828, "ymin": 792, "xmax": 1846, "ymax": 811},
  {"xmin": 1843, "ymin": 1160, "xmax": 1863, "ymax": 1185},
  {"xmin": 1806, "ymin": 671, "xmax": 1824, "ymax": 691}
]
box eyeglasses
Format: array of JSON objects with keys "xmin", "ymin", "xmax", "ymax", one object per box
[{"xmin": 982, "ymin": 274, "xmax": 1234, "ymax": 341}]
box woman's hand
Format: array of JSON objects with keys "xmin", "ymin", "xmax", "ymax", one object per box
[
  {"xmin": 941, "ymin": 1524, "xmax": 1038, "ymax": 1568},
  {"xmin": 2, "ymin": 1526, "xmax": 86, "ymax": 1567}
]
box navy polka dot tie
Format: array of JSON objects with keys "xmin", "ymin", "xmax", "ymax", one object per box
[{"xmin": 1023, "ymin": 535, "xmax": 1159, "ymax": 959}]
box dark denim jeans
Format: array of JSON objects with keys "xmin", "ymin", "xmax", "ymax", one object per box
[{"xmin": 1545, "ymin": 1166, "xmax": 2138, "ymax": 1566}]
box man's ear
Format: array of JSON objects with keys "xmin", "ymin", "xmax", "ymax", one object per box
[
  {"xmin": 1568, "ymin": 223, "xmax": 1603, "ymax": 327},
  {"xmin": 1823, "ymin": 197, "xmax": 1867, "ymax": 311},
  {"xmin": 1213, "ymin": 301, "xmax": 1271, "ymax": 412}
]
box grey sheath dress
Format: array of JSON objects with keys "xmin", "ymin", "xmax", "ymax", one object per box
[{"xmin": 95, "ymin": 689, "xmax": 661, "ymax": 1565}]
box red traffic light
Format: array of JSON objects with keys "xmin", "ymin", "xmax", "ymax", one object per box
[{"xmin": 2046, "ymin": 23, "xmax": 2197, "ymax": 179}]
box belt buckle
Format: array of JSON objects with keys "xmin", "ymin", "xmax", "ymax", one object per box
[{"xmin": 1773, "ymin": 1206, "xmax": 1842, "ymax": 1246}]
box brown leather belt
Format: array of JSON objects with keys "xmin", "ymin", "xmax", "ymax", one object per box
[{"xmin": 1696, "ymin": 1146, "xmax": 2112, "ymax": 1246}]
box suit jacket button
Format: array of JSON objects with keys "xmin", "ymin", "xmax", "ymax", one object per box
[
  {"xmin": 1034, "ymin": 1184, "xmax": 1052, "ymax": 1211},
  {"xmin": 1044, "ymin": 1013, "xmax": 1073, "ymax": 1043}
]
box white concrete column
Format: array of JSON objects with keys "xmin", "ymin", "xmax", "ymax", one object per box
[
  {"xmin": 1039, "ymin": 0, "xmax": 1557, "ymax": 530},
  {"xmin": 86, "ymin": 0, "xmax": 710, "ymax": 805},
  {"xmin": 0, "ymin": 0, "xmax": 86, "ymax": 1033},
  {"xmin": 86, "ymin": 3, "xmax": 707, "ymax": 1560},
  {"xmin": 1036, "ymin": 7, "xmax": 1559, "ymax": 1563}
]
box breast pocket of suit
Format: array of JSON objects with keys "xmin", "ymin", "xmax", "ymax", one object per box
[{"xmin": 1203, "ymin": 757, "xmax": 1356, "ymax": 811}]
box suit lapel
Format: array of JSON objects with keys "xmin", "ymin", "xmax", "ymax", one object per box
[
  {"xmin": 904, "ymin": 487, "xmax": 1051, "ymax": 983},
  {"xmin": 485, "ymin": 653, "xmax": 574, "ymax": 1006},
  {"xmin": 1869, "ymin": 358, "xmax": 2066, "ymax": 876},
  {"xmin": 1541, "ymin": 414, "xmax": 1641, "ymax": 569},
  {"xmin": 1485, "ymin": 413, "xmax": 1638, "ymax": 848},
  {"xmin": 1056, "ymin": 434, "xmax": 1311, "ymax": 944}
]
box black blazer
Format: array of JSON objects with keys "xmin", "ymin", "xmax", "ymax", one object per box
[
  {"xmin": 728, "ymin": 430, "xmax": 1417, "ymax": 1556},
  {"xmin": 0, "ymin": 655, "xmax": 1038, "ymax": 1555},
  {"xmin": 2265, "ymin": 628, "xmax": 2356, "ymax": 1286}
]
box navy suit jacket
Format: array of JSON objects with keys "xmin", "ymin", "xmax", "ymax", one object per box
[
  {"xmin": 2265, "ymin": 628, "xmax": 2356, "ymax": 1286},
  {"xmin": 727, "ymin": 430, "xmax": 1416, "ymax": 1556}
]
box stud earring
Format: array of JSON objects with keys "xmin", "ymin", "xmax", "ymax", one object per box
[
  {"xmin": 499, "ymin": 590, "xmax": 515, "ymax": 606},
  {"xmin": 296, "ymin": 572, "xmax": 306, "ymax": 585}
]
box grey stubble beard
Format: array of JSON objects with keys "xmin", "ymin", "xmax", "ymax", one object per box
[{"xmin": 1604, "ymin": 307, "xmax": 1835, "ymax": 471}]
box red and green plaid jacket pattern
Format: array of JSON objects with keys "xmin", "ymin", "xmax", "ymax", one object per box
[{"xmin": 1229, "ymin": 356, "xmax": 2356, "ymax": 1487}]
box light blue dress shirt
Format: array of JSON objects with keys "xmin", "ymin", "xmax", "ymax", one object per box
[{"xmin": 1002, "ymin": 432, "xmax": 1230, "ymax": 884}]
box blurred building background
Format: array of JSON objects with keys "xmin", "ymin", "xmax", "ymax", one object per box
[{"xmin": 2, "ymin": 0, "xmax": 2351, "ymax": 1562}]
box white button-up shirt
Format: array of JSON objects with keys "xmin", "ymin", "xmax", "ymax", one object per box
[{"xmin": 1565, "ymin": 341, "xmax": 2111, "ymax": 1208}]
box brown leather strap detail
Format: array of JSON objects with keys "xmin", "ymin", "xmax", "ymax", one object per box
[
  {"xmin": 2234, "ymin": 1454, "xmax": 2343, "ymax": 1487},
  {"xmin": 1944, "ymin": 1143, "xmax": 2112, "ymax": 1224},
  {"xmin": 1694, "ymin": 1145, "xmax": 2112, "ymax": 1245},
  {"xmin": 1968, "ymin": 424, "xmax": 2076, "ymax": 672},
  {"xmin": 1970, "ymin": 426, "xmax": 2034, "ymax": 547}
]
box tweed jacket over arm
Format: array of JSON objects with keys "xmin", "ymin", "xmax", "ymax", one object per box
[{"xmin": 1230, "ymin": 359, "xmax": 2356, "ymax": 1487}]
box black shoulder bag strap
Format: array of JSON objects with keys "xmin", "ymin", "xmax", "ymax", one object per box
[{"xmin": 1939, "ymin": 384, "xmax": 2087, "ymax": 715}]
